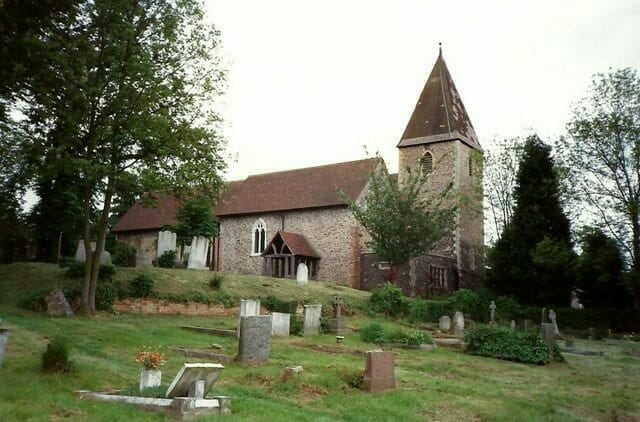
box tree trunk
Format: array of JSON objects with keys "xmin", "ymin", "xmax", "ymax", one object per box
[{"xmin": 81, "ymin": 186, "xmax": 94, "ymax": 315}]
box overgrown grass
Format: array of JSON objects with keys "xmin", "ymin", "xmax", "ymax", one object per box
[{"xmin": 0, "ymin": 263, "xmax": 639, "ymax": 420}]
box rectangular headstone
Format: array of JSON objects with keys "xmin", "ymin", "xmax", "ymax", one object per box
[
  {"xmin": 271, "ymin": 312, "xmax": 290, "ymax": 336},
  {"xmin": 238, "ymin": 299, "xmax": 261, "ymax": 338},
  {"xmin": 165, "ymin": 363, "xmax": 225, "ymax": 398},
  {"xmin": 540, "ymin": 323, "xmax": 556, "ymax": 354},
  {"xmin": 187, "ymin": 236, "xmax": 209, "ymax": 269},
  {"xmin": 303, "ymin": 304, "xmax": 322, "ymax": 336},
  {"xmin": 238, "ymin": 315, "xmax": 272, "ymax": 364},
  {"xmin": 362, "ymin": 351, "xmax": 395, "ymax": 393},
  {"xmin": 439, "ymin": 315, "xmax": 451, "ymax": 332},
  {"xmin": 157, "ymin": 231, "xmax": 177, "ymax": 258}
]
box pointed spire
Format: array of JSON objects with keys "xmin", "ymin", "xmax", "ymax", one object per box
[{"xmin": 398, "ymin": 46, "xmax": 480, "ymax": 149}]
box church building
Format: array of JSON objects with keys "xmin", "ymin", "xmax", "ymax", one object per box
[{"xmin": 112, "ymin": 47, "xmax": 484, "ymax": 296}]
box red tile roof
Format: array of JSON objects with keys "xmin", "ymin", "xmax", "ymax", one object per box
[
  {"xmin": 215, "ymin": 158, "xmax": 381, "ymax": 217},
  {"xmin": 263, "ymin": 231, "xmax": 320, "ymax": 258},
  {"xmin": 112, "ymin": 194, "xmax": 180, "ymax": 233},
  {"xmin": 398, "ymin": 47, "xmax": 481, "ymax": 150}
]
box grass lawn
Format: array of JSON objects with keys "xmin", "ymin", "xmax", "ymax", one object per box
[{"xmin": 0, "ymin": 263, "xmax": 639, "ymax": 421}]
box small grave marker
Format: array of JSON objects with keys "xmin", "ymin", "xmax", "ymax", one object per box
[
  {"xmin": 303, "ymin": 304, "xmax": 322, "ymax": 336},
  {"xmin": 439, "ymin": 315, "xmax": 451, "ymax": 332},
  {"xmin": 362, "ymin": 351, "xmax": 395, "ymax": 393}
]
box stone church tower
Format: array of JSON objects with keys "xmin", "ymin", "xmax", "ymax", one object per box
[{"xmin": 397, "ymin": 46, "xmax": 483, "ymax": 289}]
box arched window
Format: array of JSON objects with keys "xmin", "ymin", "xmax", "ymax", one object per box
[
  {"xmin": 421, "ymin": 150, "xmax": 433, "ymax": 174},
  {"xmin": 251, "ymin": 219, "xmax": 267, "ymax": 255}
]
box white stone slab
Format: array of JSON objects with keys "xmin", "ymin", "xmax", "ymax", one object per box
[
  {"xmin": 271, "ymin": 312, "xmax": 290, "ymax": 336},
  {"xmin": 303, "ymin": 304, "xmax": 322, "ymax": 336},
  {"xmin": 187, "ymin": 236, "xmax": 209, "ymax": 270},
  {"xmin": 157, "ymin": 231, "xmax": 177, "ymax": 258},
  {"xmin": 165, "ymin": 363, "xmax": 224, "ymax": 399},
  {"xmin": 296, "ymin": 262, "xmax": 308, "ymax": 285}
]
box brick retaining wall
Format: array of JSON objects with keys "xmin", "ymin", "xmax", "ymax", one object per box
[{"xmin": 113, "ymin": 299, "xmax": 237, "ymax": 316}]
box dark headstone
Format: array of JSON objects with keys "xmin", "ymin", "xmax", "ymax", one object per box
[
  {"xmin": 362, "ymin": 351, "xmax": 395, "ymax": 393},
  {"xmin": 45, "ymin": 289, "xmax": 74, "ymax": 316},
  {"xmin": 238, "ymin": 315, "xmax": 272, "ymax": 364},
  {"xmin": 541, "ymin": 323, "xmax": 556, "ymax": 354}
]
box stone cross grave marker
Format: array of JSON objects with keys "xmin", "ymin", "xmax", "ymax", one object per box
[
  {"xmin": 328, "ymin": 295, "xmax": 348, "ymax": 334},
  {"xmin": 331, "ymin": 294, "xmax": 343, "ymax": 318},
  {"xmin": 271, "ymin": 312, "xmax": 290, "ymax": 337},
  {"xmin": 362, "ymin": 351, "xmax": 396, "ymax": 393},
  {"xmin": 489, "ymin": 301, "xmax": 496, "ymax": 325},
  {"xmin": 238, "ymin": 315, "xmax": 272, "ymax": 364},
  {"xmin": 303, "ymin": 304, "xmax": 322, "ymax": 336}
]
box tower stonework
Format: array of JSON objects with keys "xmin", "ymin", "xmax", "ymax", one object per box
[{"xmin": 397, "ymin": 47, "xmax": 484, "ymax": 290}]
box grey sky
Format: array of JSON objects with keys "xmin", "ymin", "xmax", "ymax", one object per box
[{"xmin": 205, "ymin": 0, "xmax": 640, "ymax": 180}]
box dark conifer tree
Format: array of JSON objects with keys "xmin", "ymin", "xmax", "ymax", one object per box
[{"xmin": 487, "ymin": 135, "xmax": 575, "ymax": 305}]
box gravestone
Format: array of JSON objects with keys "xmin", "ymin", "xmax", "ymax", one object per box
[
  {"xmin": 303, "ymin": 304, "xmax": 322, "ymax": 336},
  {"xmin": 438, "ymin": 315, "xmax": 451, "ymax": 332},
  {"xmin": 548, "ymin": 309, "xmax": 560, "ymax": 336},
  {"xmin": 238, "ymin": 299, "xmax": 261, "ymax": 338},
  {"xmin": 238, "ymin": 315, "xmax": 272, "ymax": 364},
  {"xmin": 489, "ymin": 301, "xmax": 496, "ymax": 326},
  {"xmin": 327, "ymin": 295, "xmax": 348, "ymax": 334},
  {"xmin": 135, "ymin": 249, "xmax": 148, "ymax": 267},
  {"xmin": 0, "ymin": 327, "xmax": 8, "ymax": 368},
  {"xmin": 187, "ymin": 236, "xmax": 209, "ymax": 270},
  {"xmin": 45, "ymin": 289, "xmax": 74, "ymax": 316},
  {"xmin": 523, "ymin": 319, "xmax": 531, "ymax": 331},
  {"xmin": 166, "ymin": 363, "xmax": 225, "ymax": 398},
  {"xmin": 453, "ymin": 312, "xmax": 464, "ymax": 336},
  {"xmin": 157, "ymin": 231, "xmax": 177, "ymax": 258},
  {"xmin": 362, "ymin": 351, "xmax": 395, "ymax": 393},
  {"xmin": 271, "ymin": 312, "xmax": 290, "ymax": 337},
  {"xmin": 75, "ymin": 240, "xmax": 111, "ymax": 264},
  {"xmin": 296, "ymin": 262, "xmax": 308, "ymax": 286},
  {"xmin": 510, "ymin": 320, "xmax": 516, "ymax": 330},
  {"xmin": 540, "ymin": 323, "xmax": 556, "ymax": 354},
  {"xmin": 570, "ymin": 290, "xmax": 584, "ymax": 309}
]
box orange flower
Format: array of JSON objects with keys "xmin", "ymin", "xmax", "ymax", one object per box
[{"xmin": 135, "ymin": 346, "xmax": 165, "ymax": 370}]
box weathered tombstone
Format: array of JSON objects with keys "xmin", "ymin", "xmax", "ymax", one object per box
[
  {"xmin": 75, "ymin": 240, "xmax": 111, "ymax": 264},
  {"xmin": 135, "ymin": 249, "xmax": 148, "ymax": 267},
  {"xmin": 510, "ymin": 320, "xmax": 516, "ymax": 331},
  {"xmin": 187, "ymin": 236, "xmax": 209, "ymax": 270},
  {"xmin": 327, "ymin": 295, "xmax": 348, "ymax": 334},
  {"xmin": 296, "ymin": 262, "xmax": 308, "ymax": 286},
  {"xmin": 570, "ymin": 290, "xmax": 584, "ymax": 309},
  {"xmin": 303, "ymin": 304, "xmax": 322, "ymax": 336},
  {"xmin": 540, "ymin": 323, "xmax": 556, "ymax": 354},
  {"xmin": 271, "ymin": 312, "xmax": 290, "ymax": 337},
  {"xmin": 237, "ymin": 299, "xmax": 261, "ymax": 338},
  {"xmin": 453, "ymin": 312, "xmax": 464, "ymax": 336},
  {"xmin": 548, "ymin": 309, "xmax": 560, "ymax": 336},
  {"xmin": 439, "ymin": 315, "xmax": 451, "ymax": 333},
  {"xmin": 238, "ymin": 315, "xmax": 272, "ymax": 364},
  {"xmin": 523, "ymin": 319, "xmax": 531, "ymax": 331},
  {"xmin": 157, "ymin": 231, "xmax": 177, "ymax": 258},
  {"xmin": 588, "ymin": 327, "xmax": 595, "ymax": 340},
  {"xmin": 362, "ymin": 351, "xmax": 396, "ymax": 393},
  {"xmin": 489, "ymin": 301, "xmax": 496, "ymax": 326},
  {"xmin": 0, "ymin": 327, "xmax": 9, "ymax": 368},
  {"xmin": 45, "ymin": 289, "xmax": 74, "ymax": 316}
]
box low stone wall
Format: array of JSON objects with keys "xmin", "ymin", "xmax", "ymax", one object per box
[{"xmin": 113, "ymin": 299, "xmax": 237, "ymax": 316}]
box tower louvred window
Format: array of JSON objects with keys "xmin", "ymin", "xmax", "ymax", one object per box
[{"xmin": 421, "ymin": 151, "xmax": 433, "ymax": 174}]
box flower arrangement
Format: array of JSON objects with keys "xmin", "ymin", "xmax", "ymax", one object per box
[{"xmin": 135, "ymin": 346, "xmax": 165, "ymax": 371}]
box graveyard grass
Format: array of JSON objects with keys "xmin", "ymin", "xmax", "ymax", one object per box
[{"xmin": 0, "ymin": 264, "xmax": 639, "ymax": 421}]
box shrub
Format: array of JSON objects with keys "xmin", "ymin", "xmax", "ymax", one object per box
[
  {"xmin": 95, "ymin": 282, "xmax": 117, "ymax": 310},
  {"xmin": 359, "ymin": 323, "xmax": 386, "ymax": 343},
  {"xmin": 19, "ymin": 289, "xmax": 49, "ymax": 312},
  {"xmin": 369, "ymin": 283, "xmax": 407, "ymax": 317},
  {"xmin": 359, "ymin": 323, "xmax": 431, "ymax": 345},
  {"xmin": 130, "ymin": 274, "xmax": 154, "ymax": 298},
  {"xmin": 465, "ymin": 327, "xmax": 551, "ymax": 365},
  {"xmin": 64, "ymin": 261, "xmax": 116, "ymax": 282},
  {"xmin": 208, "ymin": 273, "xmax": 224, "ymax": 289},
  {"xmin": 112, "ymin": 242, "xmax": 136, "ymax": 267},
  {"xmin": 290, "ymin": 315, "xmax": 304, "ymax": 336},
  {"xmin": 262, "ymin": 295, "xmax": 297, "ymax": 314},
  {"xmin": 448, "ymin": 288, "xmax": 492, "ymax": 322},
  {"xmin": 157, "ymin": 250, "xmax": 176, "ymax": 268},
  {"xmin": 214, "ymin": 290, "xmax": 235, "ymax": 308},
  {"xmin": 41, "ymin": 337, "xmax": 73, "ymax": 373},
  {"xmin": 406, "ymin": 331, "xmax": 432, "ymax": 346},
  {"xmin": 408, "ymin": 298, "xmax": 451, "ymax": 323}
]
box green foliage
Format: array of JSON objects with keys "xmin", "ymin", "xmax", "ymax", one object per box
[
  {"xmin": 129, "ymin": 274, "xmax": 155, "ymax": 298},
  {"xmin": 262, "ymin": 295, "xmax": 298, "ymax": 314},
  {"xmin": 19, "ymin": 288, "xmax": 50, "ymax": 312},
  {"xmin": 173, "ymin": 196, "xmax": 218, "ymax": 245},
  {"xmin": 41, "ymin": 337, "xmax": 73, "ymax": 373},
  {"xmin": 448, "ymin": 289, "xmax": 492, "ymax": 321},
  {"xmin": 290, "ymin": 315, "xmax": 304, "ymax": 336},
  {"xmin": 64, "ymin": 261, "xmax": 115, "ymax": 282},
  {"xmin": 407, "ymin": 298, "xmax": 450, "ymax": 323},
  {"xmin": 95, "ymin": 282, "xmax": 117, "ymax": 311},
  {"xmin": 368, "ymin": 283, "xmax": 407, "ymax": 317},
  {"xmin": 208, "ymin": 273, "xmax": 224, "ymax": 289},
  {"xmin": 487, "ymin": 135, "xmax": 575, "ymax": 305},
  {"xmin": 112, "ymin": 242, "xmax": 136, "ymax": 267},
  {"xmin": 214, "ymin": 290, "xmax": 235, "ymax": 308},
  {"xmin": 345, "ymin": 163, "xmax": 455, "ymax": 265},
  {"xmin": 157, "ymin": 250, "xmax": 176, "ymax": 268},
  {"xmin": 465, "ymin": 327, "xmax": 551, "ymax": 365},
  {"xmin": 359, "ymin": 323, "xmax": 431, "ymax": 345}
]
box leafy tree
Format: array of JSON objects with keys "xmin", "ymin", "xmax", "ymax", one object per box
[
  {"xmin": 172, "ymin": 196, "xmax": 218, "ymax": 245},
  {"xmin": 576, "ymin": 228, "xmax": 632, "ymax": 307},
  {"xmin": 487, "ymin": 135, "xmax": 575, "ymax": 305},
  {"xmin": 561, "ymin": 68, "xmax": 640, "ymax": 294},
  {"xmin": 345, "ymin": 163, "xmax": 455, "ymax": 267},
  {"xmin": 14, "ymin": 0, "xmax": 226, "ymax": 314}
]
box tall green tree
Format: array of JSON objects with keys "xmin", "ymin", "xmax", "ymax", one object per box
[
  {"xmin": 346, "ymin": 162, "xmax": 455, "ymax": 267},
  {"xmin": 487, "ymin": 135, "xmax": 575, "ymax": 305},
  {"xmin": 561, "ymin": 68, "xmax": 640, "ymax": 294},
  {"xmin": 173, "ymin": 195, "xmax": 218, "ymax": 245},
  {"xmin": 16, "ymin": 0, "xmax": 227, "ymax": 314}
]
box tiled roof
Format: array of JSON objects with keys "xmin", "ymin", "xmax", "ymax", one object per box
[
  {"xmin": 215, "ymin": 158, "xmax": 381, "ymax": 217},
  {"xmin": 398, "ymin": 47, "xmax": 481, "ymax": 150},
  {"xmin": 112, "ymin": 194, "xmax": 180, "ymax": 233},
  {"xmin": 263, "ymin": 231, "xmax": 320, "ymax": 258}
]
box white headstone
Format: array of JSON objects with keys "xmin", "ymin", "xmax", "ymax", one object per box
[
  {"xmin": 548, "ymin": 309, "xmax": 560, "ymax": 336},
  {"xmin": 157, "ymin": 231, "xmax": 177, "ymax": 258},
  {"xmin": 271, "ymin": 312, "xmax": 291, "ymax": 336},
  {"xmin": 296, "ymin": 262, "xmax": 309, "ymax": 285},
  {"xmin": 187, "ymin": 236, "xmax": 209, "ymax": 270},
  {"xmin": 75, "ymin": 240, "xmax": 111, "ymax": 264},
  {"xmin": 303, "ymin": 304, "xmax": 322, "ymax": 336},
  {"xmin": 439, "ymin": 315, "xmax": 451, "ymax": 332},
  {"xmin": 453, "ymin": 311, "xmax": 464, "ymax": 335},
  {"xmin": 238, "ymin": 299, "xmax": 261, "ymax": 338},
  {"xmin": 165, "ymin": 363, "xmax": 225, "ymax": 398}
]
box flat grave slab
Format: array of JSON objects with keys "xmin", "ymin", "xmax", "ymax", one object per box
[{"xmin": 166, "ymin": 363, "xmax": 225, "ymax": 399}]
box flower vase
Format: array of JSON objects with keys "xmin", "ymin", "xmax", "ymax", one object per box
[{"xmin": 139, "ymin": 369, "xmax": 162, "ymax": 391}]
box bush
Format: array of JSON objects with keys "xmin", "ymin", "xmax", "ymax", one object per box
[
  {"xmin": 112, "ymin": 242, "xmax": 136, "ymax": 267},
  {"xmin": 64, "ymin": 261, "xmax": 116, "ymax": 282},
  {"xmin": 408, "ymin": 298, "xmax": 451, "ymax": 323},
  {"xmin": 290, "ymin": 315, "xmax": 304, "ymax": 336},
  {"xmin": 19, "ymin": 289, "xmax": 50, "ymax": 312},
  {"xmin": 359, "ymin": 323, "xmax": 386, "ymax": 343},
  {"xmin": 465, "ymin": 327, "xmax": 552, "ymax": 365},
  {"xmin": 448, "ymin": 288, "xmax": 492, "ymax": 322},
  {"xmin": 262, "ymin": 295, "xmax": 297, "ymax": 314},
  {"xmin": 208, "ymin": 273, "xmax": 224, "ymax": 289},
  {"xmin": 369, "ymin": 283, "xmax": 407, "ymax": 317},
  {"xmin": 95, "ymin": 282, "xmax": 117, "ymax": 310},
  {"xmin": 129, "ymin": 274, "xmax": 154, "ymax": 298},
  {"xmin": 41, "ymin": 337, "xmax": 73, "ymax": 373},
  {"xmin": 214, "ymin": 290, "xmax": 235, "ymax": 308},
  {"xmin": 157, "ymin": 250, "xmax": 176, "ymax": 268},
  {"xmin": 359, "ymin": 323, "xmax": 431, "ymax": 345}
]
